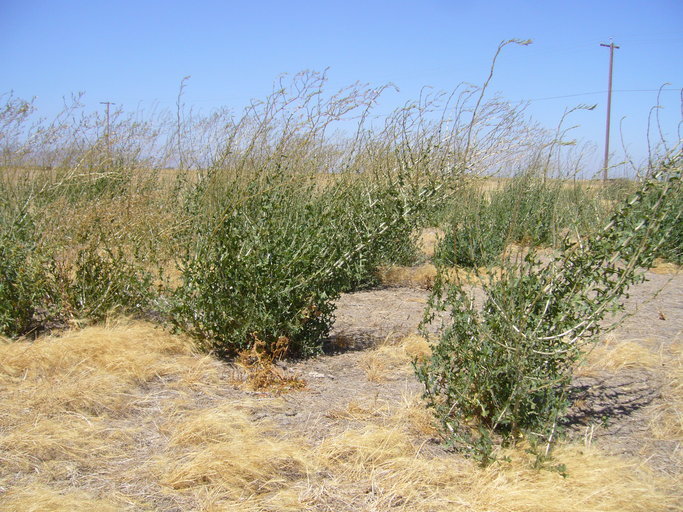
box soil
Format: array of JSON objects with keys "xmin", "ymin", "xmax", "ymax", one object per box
[
  {"xmin": 247, "ymin": 268, "xmax": 683, "ymax": 476},
  {"xmin": 565, "ymin": 270, "xmax": 683, "ymax": 476}
]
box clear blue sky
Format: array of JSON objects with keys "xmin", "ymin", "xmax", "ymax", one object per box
[{"xmin": 2, "ymin": 0, "xmax": 681, "ymax": 175}]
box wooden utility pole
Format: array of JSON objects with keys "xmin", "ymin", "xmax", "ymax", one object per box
[
  {"xmin": 100, "ymin": 101, "xmax": 116, "ymax": 157},
  {"xmin": 600, "ymin": 41, "xmax": 619, "ymax": 182}
]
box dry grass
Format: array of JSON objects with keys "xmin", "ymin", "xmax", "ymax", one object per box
[
  {"xmin": 650, "ymin": 258, "xmax": 682, "ymax": 275},
  {"xmin": 417, "ymin": 227, "xmax": 444, "ymax": 258},
  {"xmin": 577, "ymin": 335, "xmax": 663, "ymax": 376},
  {"xmin": 312, "ymin": 426, "xmax": 681, "ymax": 512},
  {"xmin": 1, "ymin": 321, "xmax": 681, "ymax": 511},
  {"xmin": 0, "ymin": 484, "xmax": 121, "ymax": 512},
  {"xmin": 0, "ymin": 319, "xmax": 200, "ymax": 419},
  {"xmin": 232, "ymin": 338, "xmax": 307, "ymax": 393},
  {"xmin": 157, "ymin": 426, "xmax": 311, "ymax": 497},
  {"xmin": 360, "ymin": 334, "xmax": 431, "ymax": 382},
  {"xmin": 378, "ymin": 263, "xmax": 438, "ymax": 288},
  {"xmin": 378, "ymin": 262, "xmax": 503, "ymax": 289},
  {"xmin": 0, "ymin": 320, "xmax": 224, "ymax": 510},
  {"xmin": 650, "ymin": 341, "xmax": 683, "ymax": 447}
]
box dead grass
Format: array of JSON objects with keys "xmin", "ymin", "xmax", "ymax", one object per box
[
  {"xmin": 360, "ymin": 334, "xmax": 431, "ymax": 382},
  {"xmin": 0, "ymin": 414, "xmax": 134, "ymax": 474},
  {"xmin": 417, "ymin": 227, "xmax": 444, "ymax": 258},
  {"xmin": 314, "ymin": 423, "xmax": 679, "ymax": 511},
  {"xmin": 577, "ymin": 335, "xmax": 663, "ymax": 376},
  {"xmin": 378, "ymin": 262, "xmax": 503, "ymax": 289},
  {"xmin": 233, "ymin": 337, "xmax": 307, "ymax": 393},
  {"xmin": 650, "ymin": 258, "xmax": 682, "ymax": 275},
  {"xmin": 378, "ymin": 263, "xmax": 438, "ymax": 288},
  {"xmin": 158, "ymin": 434, "xmax": 311, "ymax": 496},
  {"xmin": 0, "ymin": 319, "xmax": 198, "ymax": 420},
  {"xmin": 650, "ymin": 341, "xmax": 683, "ymax": 447},
  {"xmin": 1, "ymin": 321, "xmax": 681, "ymax": 511},
  {"xmin": 0, "ymin": 484, "xmax": 121, "ymax": 512}
]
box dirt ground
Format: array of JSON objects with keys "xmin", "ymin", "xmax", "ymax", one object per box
[{"xmin": 269, "ymin": 267, "xmax": 683, "ymax": 476}]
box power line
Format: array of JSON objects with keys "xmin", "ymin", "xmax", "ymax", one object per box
[{"xmin": 521, "ymin": 88, "xmax": 678, "ymax": 103}]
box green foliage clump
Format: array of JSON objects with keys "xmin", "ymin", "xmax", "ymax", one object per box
[
  {"xmin": 416, "ymin": 155, "xmax": 681, "ymax": 464},
  {"xmin": 334, "ymin": 176, "xmax": 425, "ymax": 290},
  {"xmin": 495, "ymin": 175, "xmax": 561, "ymax": 246},
  {"xmin": 0, "ymin": 192, "xmax": 158, "ymax": 338},
  {"xmin": 171, "ymin": 170, "xmax": 432, "ymax": 359},
  {"xmin": 67, "ymin": 243, "xmax": 156, "ymax": 322},
  {"xmin": 434, "ymin": 187, "xmax": 508, "ymax": 268},
  {"xmin": 653, "ymin": 176, "xmax": 682, "ymax": 264},
  {"xmin": 172, "ymin": 175, "xmax": 338, "ymax": 358},
  {"xmin": 0, "ymin": 210, "xmax": 62, "ymax": 337},
  {"xmin": 435, "ymin": 175, "xmax": 610, "ymax": 268}
]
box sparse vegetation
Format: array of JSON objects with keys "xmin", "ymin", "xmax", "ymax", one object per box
[{"xmin": 1, "ymin": 60, "xmax": 682, "ymax": 510}]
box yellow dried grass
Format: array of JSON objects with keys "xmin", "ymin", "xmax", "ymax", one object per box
[
  {"xmin": 315, "ymin": 424, "xmax": 680, "ymax": 512},
  {"xmin": 360, "ymin": 334, "xmax": 431, "ymax": 382},
  {"xmin": 0, "ymin": 320, "xmax": 199, "ymax": 419},
  {"xmin": 378, "ymin": 260, "xmax": 506, "ymax": 289},
  {"xmin": 1, "ymin": 320, "xmax": 680, "ymax": 511},
  {"xmin": 650, "ymin": 258, "xmax": 682, "ymax": 275},
  {"xmin": 0, "ymin": 415, "xmax": 132, "ymax": 474},
  {"xmin": 578, "ymin": 337, "xmax": 662, "ymax": 375},
  {"xmin": 158, "ymin": 436, "xmax": 311, "ymax": 497},
  {"xmin": 417, "ymin": 227, "xmax": 444, "ymax": 258},
  {"xmin": 320, "ymin": 425, "xmax": 416, "ymax": 477},
  {"xmin": 378, "ymin": 263, "xmax": 438, "ymax": 288},
  {"xmin": 166, "ymin": 403, "xmax": 268, "ymax": 447},
  {"xmin": 0, "ymin": 320, "xmax": 193, "ymax": 382},
  {"xmin": 650, "ymin": 343, "xmax": 683, "ymax": 445},
  {"xmin": 0, "ymin": 484, "xmax": 120, "ymax": 512}
]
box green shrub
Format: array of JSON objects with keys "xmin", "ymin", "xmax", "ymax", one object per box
[
  {"xmin": 172, "ymin": 174, "xmax": 336, "ymax": 357},
  {"xmin": 494, "ymin": 175, "xmax": 561, "ymax": 246},
  {"xmin": 552, "ymin": 182, "xmax": 607, "ymax": 240},
  {"xmin": 653, "ymin": 175, "xmax": 682, "ymax": 264},
  {"xmin": 0, "ymin": 209, "xmax": 62, "ymax": 337},
  {"xmin": 435, "ymin": 175, "xmax": 613, "ymax": 269},
  {"xmin": 68, "ymin": 243, "xmax": 156, "ymax": 322},
  {"xmin": 334, "ymin": 176, "xmax": 424, "ymax": 290},
  {"xmin": 435, "ymin": 189, "xmax": 509, "ymax": 268},
  {"xmin": 416, "ymin": 154, "xmax": 681, "ymax": 464},
  {"xmin": 171, "ymin": 169, "xmax": 436, "ymax": 359}
]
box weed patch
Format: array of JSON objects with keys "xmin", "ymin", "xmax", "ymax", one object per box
[{"xmin": 417, "ymin": 155, "xmax": 682, "ymax": 464}]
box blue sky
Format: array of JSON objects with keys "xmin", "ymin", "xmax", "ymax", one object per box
[{"xmin": 2, "ymin": 0, "xmax": 681, "ymax": 175}]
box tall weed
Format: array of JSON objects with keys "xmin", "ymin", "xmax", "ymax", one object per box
[
  {"xmin": 417, "ymin": 151, "xmax": 681, "ymax": 464},
  {"xmin": 0, "ymin": 208, "xmax": 62, "ymax": 337},
  {"xmin": 171, "ymin": 168, "xmax": 436, "ymax": 358},
  {"xmin": 436, "ymin": 175, "xmax": 611, "ymax": 268}
]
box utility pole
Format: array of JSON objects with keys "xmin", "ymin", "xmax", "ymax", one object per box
[
  {"xmin": 600, "ymin": 41, "xmax": 619, "ymax": 182},
  {"xmin": 99, "ymin": 101, "xmax": 116, "ymax": 158}
]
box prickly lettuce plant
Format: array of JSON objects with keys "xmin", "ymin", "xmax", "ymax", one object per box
[
  {"xmin": 172, "ymin": 173, "xmax": 338, "ymax": 358},
  {"xmin": 0, "ymin": 208, "xmax": 62, "ymax": 337},
  {"xmin": 434, "ymin": 187, "xmax": 509, "ymax": 268},
  {"xmin": 652, "ymin": 176, "xmax": 682, "ymax": 264},
  {"xmin": 416, "ymin": 151, "xmax": 681, "ymax": 464},
  {"xmin": 435, "ymin": 174, "xmax": 610, "ymax": 269},
  {"xmin": 171, "ymin": 168, "xmax": 439, "ymax": 359},
  {"xmin": 67, "ymin": 242, "xmax": 156, "ymax": 322}
]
